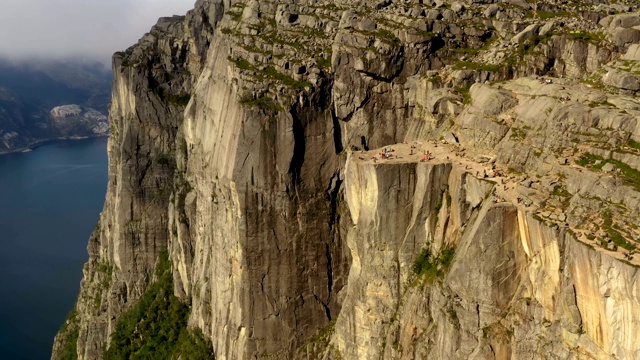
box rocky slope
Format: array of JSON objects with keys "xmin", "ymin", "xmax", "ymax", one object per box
[
  {"xmin": 54, "ymin": 0, "xmax": 640, "ymax": 359},
  {"xmin": 0, "ymin": 60, "xmax": 111, "ymax": 153}
]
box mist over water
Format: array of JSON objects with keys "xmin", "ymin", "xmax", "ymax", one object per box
[{"xmin": 0, "ymin": 138, "xmax": 108, "ymax": 359}]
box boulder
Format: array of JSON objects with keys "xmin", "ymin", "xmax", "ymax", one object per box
[
  {"xmin": 607, "ymin": 14, "xmax": 640, "ymax": 29},
  {"xmin": 451, "ymin": 2, "xmax": 465, "ymax": 13},
  {"xmin": 511, "ymin": 24, "xmax": 540, "ymax": 44},
  {"xmin": 539, "ymin": 21, "xmax": 555, "ymax": 37},
  {"xmin": 622, "ymin": 44, "xmax": 640, "ymax": 61},
  {"xmin": 602, "ymin": 163, "xmax": 616, "ymax": 172},
  {"xmin": 603, "ymin": 69, "xmax": 640, "ymax": 91},
  {"xmin": 484, "ymin": 4, "xmax": 500, "ymax": 18},
  {"xmin": 609, "ymin": 27, "xmax": 640, "ymax": 48}
]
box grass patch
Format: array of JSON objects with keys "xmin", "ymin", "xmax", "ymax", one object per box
[
  {"xmin": 575, "ymin": 153, "xmax": 605, "ymax": 170},
  {"xmin": 551, "ymin": 186, "xmax": 571, "ymax": 197},
  {"xmin": 453, "ymin": 61, "xmax": 503, "ymax": 72},
  {"xmin": 578, "ymin": 153, "xmax": 640, "ymax": 191},
  {"xmin": 428, "ymin": 74, "xmax": 442, "ymax": 84},
  {"xmin": 228, "ymin": 57, "xmax": 253, "ymax": 71},
  {"xmin": 610, "ymin": 159, "xmax": 640, "ymax": 191},
  {"xmin": 375, "ymin": 28, "xmax": 400, "ymax": 45},
  {"xmin": 53, "ymin": 308, "xmax": 80, "ymax": 360},
  {"xmin": 626, "ymin": 139, "xmax": 640, "ymax": 151},
  {"xmin": 454, "ymin": 86, "xmax": 472, "ymax": 104},
  {"xmin": 239, "ymin": 95, "xmax": 282, "ymax": 112},
  {"xmin": 262, "ymin": 66, "xmax": 310, "ymax": 89},
  {"xmin": 413, "ymin": 246, "xmax": 455, "ymax": 280},
  {"xmin": 536, "ymin": 10, "xmax": 570, "ymax": 19},
  {"xmin": 434, "ymin": 198, "xmax": 443, "ymax": 212},
  {"xmin": 104, "ymin": 250, "xmax": 214, "ymax": 360},
  {"xmin": 227, "ymin": 57, "xmax": 310, "ymax": 90},
  {"xmin": 227, "ymin": 10, "xmax": 243, "ymax": 22},
  {"xmin": 296, "ymin": 320, "xmax": 336, "ymax": 359},
  {"xmin": 602, "ymin": 211, "xmax": 635, "ymax": 251},
  {"xmin": 510, "ymin": 127, "xmax": 527, "ymax": 141},
  {"xmin": 517, "ymin": 34, "xmax": 552, "ymax": 56},
  {"xmin": 152, "ymin": 86, "xmax": 191, "ymax": 107},
  {"xmin": 568, "ymin": 30, "xmax": 605, "ymax": 44},
  {"xmin": 317, "ymin": 56, "xmax": 332, "ymax": 69}
]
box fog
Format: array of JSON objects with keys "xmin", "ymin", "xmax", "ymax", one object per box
[{"xmin": 0, "ymin": 0, "xmax": 196, "ymax": 65}]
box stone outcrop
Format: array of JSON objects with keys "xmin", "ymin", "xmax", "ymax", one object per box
[
  {"xmin": 49, "ymin": 105, "xmax": 109, "ymax": 137},
  {"xmin": 53, "ymin": 0, "xmax": 640, "ymax": 359}
]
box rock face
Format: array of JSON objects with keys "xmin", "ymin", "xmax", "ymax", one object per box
[
  {"xmin": 54, "ymin": 0, "xmax": 640, "ymax": 359},
  {"xmin": 49, "ymin": 105, "xmax": 109, "ymax": 137}
]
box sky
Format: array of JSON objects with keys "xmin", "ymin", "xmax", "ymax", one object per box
[{"xmin": 0, "ymin": 0, "xmax": 196, "ymax": 65}]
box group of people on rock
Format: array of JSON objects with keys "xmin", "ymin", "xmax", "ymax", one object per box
[
  {"xmin": 538, "ymin": 77, "xmax": 553, "ymax": 84},
  {"xmin": 420, "ymin": 150, "xmax": 435, "ymax": 162}
]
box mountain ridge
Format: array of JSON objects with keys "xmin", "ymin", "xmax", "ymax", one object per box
[{"xmin": 0, "ymin": 59, "xmax": 111, "ymax": 154}]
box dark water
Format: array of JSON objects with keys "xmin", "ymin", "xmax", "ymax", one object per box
[{"xmin": 0, "ymin": 138, "xmax": 108, "ymax": 360}]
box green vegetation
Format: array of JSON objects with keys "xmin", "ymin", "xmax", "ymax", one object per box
[
  {"xmin": 176, "ymin": 180, "xmax": 193, "ymax": 225},
  {"xmin": 454, "ymin": 85, "xmax": 472, "ymax": 105},
  {"xmin": 317, "ymin": 56, "xmax": 332, "ymax": 69},
  {"xmin": 507, "ymin": 167, "xmax": 523, "ymax": 175},
  {"xmin": 154, "ymin": 87, "xmax": 191, "ymax": 107},
  {"xmin": 156, "ymin": 154, "xmax": 173, "ymax": 166},
  {"xmin": 227, "ymin": 10, "xmax": 243, "ymax": 22},
  {"xmin": 413, "ymin": 246, "xmax": 455, "ymax": 280},
  {"xmin": 588, "ymin": 100, "xmax": 614, "ymax": 108},
  {"xmin": 297, "ymin": 320, "xmax": 336, "ymax": 359},
  {"xmin": 374, "ymin": 28, "xmax": 400, "ymax": 46},
  {"xmin": 228, "ymin": 57, "xmax": 252, "ymax": 71},
  {"xmin": 517, "ymin": 34, "xmax": 552, "ymax": 56},
  {"xmin": 453, "ymin": 61, "xmax": 503, "ymax": 72},
  {"xmin": 551, "ymin": 186, "xmax": 571, "ymax": 198},
  {"xmin": 239, "ymin": 95, "xmax": 282, "ymax": 111},
  {"xmin": 262, "ymin": 66, "xmax": 311, "ymax": 89},
  {"xmin": 575, "ymin": 153, "xmax": 605, "ymax": 170},
  {"xmin": 578, "ymin": 153, "xmax": 640, "ymax": 191},
  {"xmin": 220, "ymin": 27, "xmax": 234, "ymax": 35},
  {"xmin": 535, "ymin": 10, "xmax": 570, "ymax": 19},
  {"xmin": 626, "ymin": 139, "xmax": 640, "ymax": 151},
  {"xmin": 602, "ymin": 211, "xmax": 635, "ymax": 251},
  {"xmin": 568, "ymin": 30, "xmax": 605, "ymax": 44},
  {"xmin": 104, "ymin": 251, "xmax": 214, "ymax": 360},
  {"xmin": 434, "ymin": 197, "xmax": 443, "ymax": 212},
  {"xmin": 227, "ymin": 57, "xmax": 310, "ymax": 91},
  {"xmin": 53, "ymin": 308, "xmax": 80, "ymax": 360},
  {"xmin": 427, "ymin": 74, "xmax": 442, "ymax": 84},
  {"xmin": 510, "ymin": 127, "xmax": 527, "ymax": 141},
  {"xmin": 579, "ymin": 77, "xmax": 606, "ymax": 90}
]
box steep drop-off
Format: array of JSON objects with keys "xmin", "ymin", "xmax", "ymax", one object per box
[{"xmin": 54, "ymin": 0, "xmax": 640, "ymax": 359}]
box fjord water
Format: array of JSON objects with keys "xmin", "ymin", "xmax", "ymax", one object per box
[{"xmin": 0, "ymin": 138, "xmax": 108, "ymax": 360}]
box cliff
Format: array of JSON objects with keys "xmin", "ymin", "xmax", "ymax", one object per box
[{"xmin": 53, "ymin": 0, "xmax": 640, "ymax": 359}]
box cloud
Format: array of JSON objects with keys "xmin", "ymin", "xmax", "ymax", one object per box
[{"xmin": 0, "ymin": 0, "xmax": 196, "ymax": 64}]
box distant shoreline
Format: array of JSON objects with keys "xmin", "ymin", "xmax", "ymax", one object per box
[{"xmin": 0, "ymin": 134, "xmax": 109, "ymax": 156}]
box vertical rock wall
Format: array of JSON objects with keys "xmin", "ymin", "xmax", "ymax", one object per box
[{"xmin": 328, "ymin": 158, "xmax": 640, "ymax": 359}]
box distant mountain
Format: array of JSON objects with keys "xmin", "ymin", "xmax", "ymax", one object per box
[{"xmin": 0, "ymin": 59, "xmax": 112, "ymax": 153}]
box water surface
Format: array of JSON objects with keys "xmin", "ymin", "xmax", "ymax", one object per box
[{"xmin": 0, "ymin": 138, "xmax": 108, "ymax": 360}]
